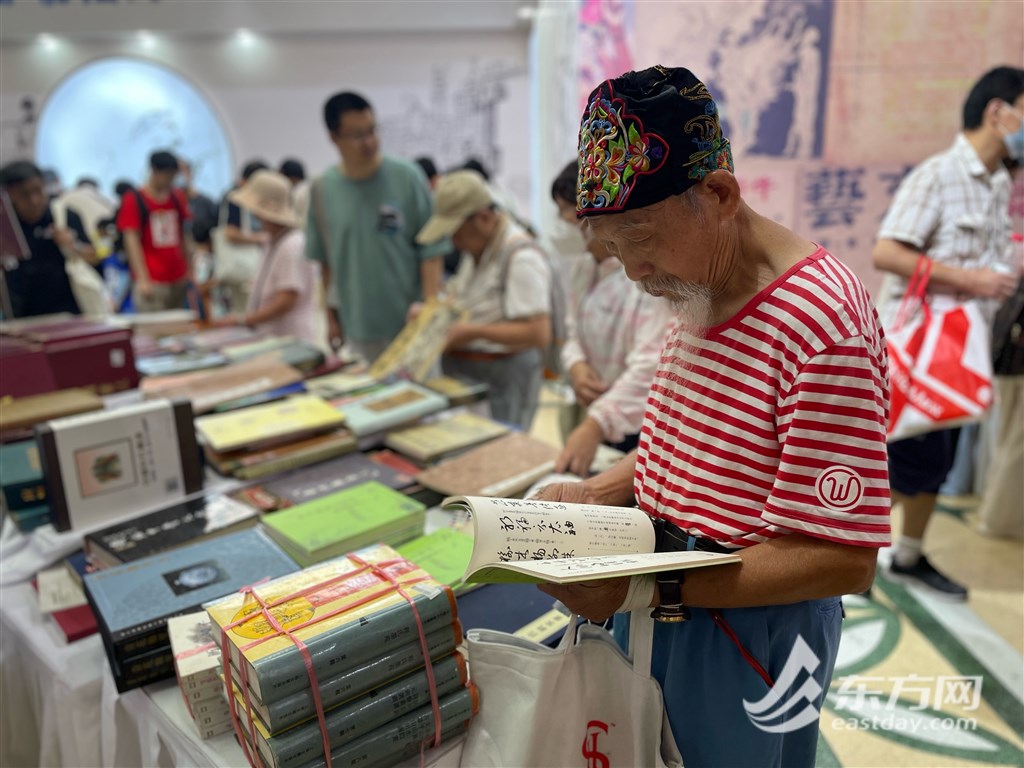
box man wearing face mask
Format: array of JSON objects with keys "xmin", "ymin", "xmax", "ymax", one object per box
[{"xmin": 873, "ymin": 65, "xmax": 1024, "ymax": 601}]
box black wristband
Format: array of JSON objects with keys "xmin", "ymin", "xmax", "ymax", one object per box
[{"xmin": 651, "ymin": 569, "xmax": 690, "ymax": 623}]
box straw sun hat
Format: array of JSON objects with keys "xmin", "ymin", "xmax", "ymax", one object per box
[{"xmin": 227, "ymin": 169, "xmax": 299, "ymax": 228}]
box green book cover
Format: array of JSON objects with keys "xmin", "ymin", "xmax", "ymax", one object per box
[
  {"xmin": 397, "ymin": 529, "xmax": 474, "ymax": 589},
  {"xmin": 262, "ymin": 481, "xmax": 426, "ymax": 558}
]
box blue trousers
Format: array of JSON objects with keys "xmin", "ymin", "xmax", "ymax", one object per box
[{"xmin": 614, "ymin": 597, "xmax": 842, "ymax": 768}]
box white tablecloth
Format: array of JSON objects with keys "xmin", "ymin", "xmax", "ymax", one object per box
[{"xmin": 1, "ymin": 581, "xmax": 106, "ymax": 767}]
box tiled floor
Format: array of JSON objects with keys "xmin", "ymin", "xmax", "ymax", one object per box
[{"xmin": 530, "ymin": 386, "xmax": 1024, "ymax": 767}]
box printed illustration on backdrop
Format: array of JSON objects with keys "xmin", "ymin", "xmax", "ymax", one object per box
[
  {"xmin": 576, "ymin": 0, "xmax": 634, "ymax": 112},
  {"xmin": 376, "ymin": 60, "xmax": 526, "ymax": 202},
  {"xmin": 634, "ymin": 0, "xmax": 833, "ymax": 160},
  {"xmin": 34, "ymin": 57, "xmax": 233, "ymax": 199}
]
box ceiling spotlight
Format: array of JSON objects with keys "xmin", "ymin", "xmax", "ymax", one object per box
[
  {"xmin": 235, "ymin": 29, "xmax": 256, "ymax": 46},
  {"xmin": 137, "ymin": 30, "xmax": 157, "ymax": 49},
  {"xmin": 37, "ymin": 33, "xmax": 59, "ymax": 50}
]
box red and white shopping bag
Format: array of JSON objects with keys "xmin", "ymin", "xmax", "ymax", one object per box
[{"xmin": 886, "ymin": 257, "xmax": 994, "ymax": 442}]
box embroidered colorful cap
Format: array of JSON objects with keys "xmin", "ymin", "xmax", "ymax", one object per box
[
  {"xmin": 576, "ymin": 65, "xmax": 734, "ymax": 217},
  {"xmin": 416, "ymin": 170, "xmax": 494, "ymax": 245}
]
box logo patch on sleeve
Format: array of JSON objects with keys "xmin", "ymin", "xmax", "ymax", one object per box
[{"xmin": 815, "ymin": 466, "xmax": 864, "ymax": 511}]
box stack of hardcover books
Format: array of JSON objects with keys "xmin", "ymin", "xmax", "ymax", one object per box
[
  {"xmin": 168, "ymin": 611, "xmax": 235, "ymax": 739},
  {"xmin": 261, "ymin": 482, "xmax": 426, "ymax": 567},
  {"xmin": 140, "ymin": 356, "xmax": 305, "ymax": 415},
  {"xmin": 83, "ymin": 493, "xmax": 260, "ymax": 569},
  {"xmin": 83, "ymin": 528, "xmax": 298, "ymax": 692},
  {"xmin": 338, "ymin": 381, "xmax": 448, "ymax": 438},
  {"xmin": 196, "ymin": 394, "xmax": 356, "ymax": 479},
  {"xmin": 384, "ymin": 411, "xmax": 509, "ymax": 464},
  {"xmin": 230, "ymin": 451, "xmax": 418, "ymax": 513},
  {"xmin": 206, "ymin": 544, "xmax": 477, "ymax": 768}
]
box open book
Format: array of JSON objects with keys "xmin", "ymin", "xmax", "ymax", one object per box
[{"xmin": 443, "ymin": 496, "xmax": 741, "ymax": 584}]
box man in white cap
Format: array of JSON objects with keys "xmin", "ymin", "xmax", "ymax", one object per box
[{"xmin": 417, "ymin": 170, "xmax": 553, "ymax": 429}]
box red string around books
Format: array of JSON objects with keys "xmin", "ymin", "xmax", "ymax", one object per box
[{"xmin": 218, "ymin": 557, "xmax": 444, "ymax": 768}]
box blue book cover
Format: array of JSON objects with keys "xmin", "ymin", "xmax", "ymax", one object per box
[
  {"xmin": 84, "ymin": 528, "xmax": 297, "ymax": 657},
  {"xmin": 340, "ymin": 382, "xmax": 448, "ymax": 437}
]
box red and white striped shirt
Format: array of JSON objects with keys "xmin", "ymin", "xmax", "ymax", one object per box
[{"xmin": 635, "ymin": 249, "xmax": 891, "ymax": 549}]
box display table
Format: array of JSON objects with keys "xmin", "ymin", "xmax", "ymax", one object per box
[
  {"xmin": 0, "ymin": 508, "xmax": 475, "ymax": 768},
  {"xmin": 0, "ymin": 576, "xmax": 465, "ymax": 768}
]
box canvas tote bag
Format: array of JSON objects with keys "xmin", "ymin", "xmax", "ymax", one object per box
[
  {"xmin": 211, "ymin": 202, "xmax": 261, "ymax": 286},
  {"xmin": 460, "ymin": 612, "xmax": 683, "ymax": 768},
  {"xmin": 51, "ymin": 200, "xmax": 110, "ymax": 317},
  {"xmin": 886, "ymin": 256, "xmax": 994, "ymax": 442}
]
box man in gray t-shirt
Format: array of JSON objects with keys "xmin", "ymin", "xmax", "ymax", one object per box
[{"xmin": 306, "ymin": 92, "xmax": 447, "ymax": 362}]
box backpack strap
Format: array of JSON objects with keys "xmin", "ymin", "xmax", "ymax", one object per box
[
  {"xmin": 498, "ymin": 236, "xmax": 544, "ymax": 314},
  {"xmin": 311, "ymin": 176, "xmax": 330, "ymax": 258},
  {"xmin": 133, "ymin": 189, "xmax": 149, "ymax": 233}
]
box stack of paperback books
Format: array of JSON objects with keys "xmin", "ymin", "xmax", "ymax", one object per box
[
  {"xmin": 168, "ymin": 611, "xmax": 234, "ymax": 739},
  {"xmin": 206, "ymin": 544, "xmax": 476, "ymax": 768}
]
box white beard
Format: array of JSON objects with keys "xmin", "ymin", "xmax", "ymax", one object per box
[{"xmin": 640, "ymin": 275, "xmax": 714, "ymax": 339}]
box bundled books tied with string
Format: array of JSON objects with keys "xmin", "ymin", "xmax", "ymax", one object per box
[
  {"xmin": 886, "ymin": 255, "xmax": 995, "ymax": 442},
  {"xmin": 206, "ymin": 543, "xmax": 477, "ymax": 768}
]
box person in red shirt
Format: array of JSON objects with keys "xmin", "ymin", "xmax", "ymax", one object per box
[{"xmin": 117, "ymin": 150, "xmax": 192, "ymax": 311}]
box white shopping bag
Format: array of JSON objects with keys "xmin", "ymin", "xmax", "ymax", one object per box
[{"xmin": 461, "ymin": 612, "xmax": 683, "ymax": 768}]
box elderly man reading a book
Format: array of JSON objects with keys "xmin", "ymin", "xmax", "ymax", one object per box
[{"xmin": 534, "ymin": 66, "xmax": 891, "ymax": 768}]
